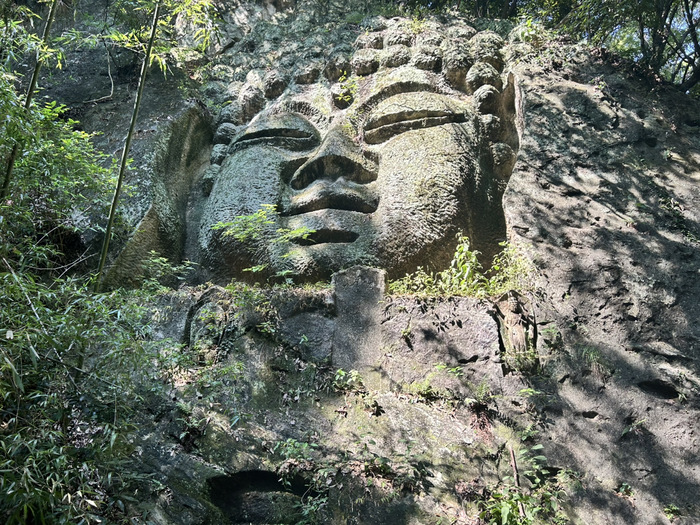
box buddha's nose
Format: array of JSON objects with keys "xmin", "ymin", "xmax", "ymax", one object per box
[{"xmin": 289, "ymin": 128, "xmax": 378, "ymax": 190}]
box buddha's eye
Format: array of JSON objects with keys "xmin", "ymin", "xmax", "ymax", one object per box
[
  {"xmin": 233, "ymin": 128, "xmax": 318, "ymax": 152},
  {"xmin": 364, "ymin": 112, "xmax": 467, "ymax": 144},
  {"xmin": 363, "ymin": 92, "xmax": 468, "ymax": 144},
  {"xmin": 232, "ymin": 113, "xmax": 320, "ymax": 152}
]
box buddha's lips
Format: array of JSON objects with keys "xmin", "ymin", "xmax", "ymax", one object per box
[
  {"xmin": 293, "ymin": 229, "xmax": 360, "ymax": 245},
  {"xmin": 282, "ymin": 183, "xmax": 379, "ymax": 216}
]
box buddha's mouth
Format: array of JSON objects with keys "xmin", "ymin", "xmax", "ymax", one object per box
[
  {"xmin": 292, "ymin": 229, "xmax": 360, "ymax": 245},
  {"xmin": 281, "ymin": 181, "xmax": 379, "ymax": 216}
]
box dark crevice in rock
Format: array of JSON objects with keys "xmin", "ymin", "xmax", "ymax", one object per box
[
  {"xmin": 208, "ymin": 470, "xmax": 310, "ymax": 524},
  {"xmin": 637, "ymin": 379, "xmax": 679, "ymax": 399},
  {"xmin": 487, "ymin": 306, "xmax": 509, "ymax": 373}
]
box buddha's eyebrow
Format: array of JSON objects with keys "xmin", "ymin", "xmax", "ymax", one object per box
[
  {"xmin": 273, "ymin": 100, "xmax": 331, "ymax": 126},
  {"xmin": 359, "ymin": 80, "xmax": 442, "ymax": 111}
]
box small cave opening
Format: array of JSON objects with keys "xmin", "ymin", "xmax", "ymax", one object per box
[
  {"xmin": 637, "ymin": 379, "xmax": 679, "ymax": 399},
  {"xmin": 208, "ymin": 470, "xmax": 310, "ymax": 524}
]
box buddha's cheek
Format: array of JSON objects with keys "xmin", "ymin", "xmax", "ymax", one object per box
[
  {"xmin": 199, "ymin": 148, "xmax": 286, "ymax": 259},
  {"xmin": 371, "ymin": 125, "xmax": 477, "ymax": 258}
]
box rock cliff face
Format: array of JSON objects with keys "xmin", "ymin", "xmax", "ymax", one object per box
[
  {"xmin": 42, "ymin": 1, "xmax": 700, "ymax": 523},
  {"xmin": 139, "ymin": 270, "xmax": 520, "ymax": 524},
  {"xmin": 504, "ymin": 40, "xmax": 700, "ymax": 523}
]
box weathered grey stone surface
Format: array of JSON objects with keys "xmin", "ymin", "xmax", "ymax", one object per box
[
  {"xmin": 131, "ymin": 268, "xmax": 515, "ymax": 524},
  {"xmin": 502, "ymin": 36, "xmax": 700, "ymax": 525}
]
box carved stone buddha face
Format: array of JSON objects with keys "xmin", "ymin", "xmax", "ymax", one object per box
[{"xmin": 198, "ymin": 21, "xmax": 517, "ymax": 282}]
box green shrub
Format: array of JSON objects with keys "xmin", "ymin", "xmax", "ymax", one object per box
[
  {"xmin": 0, "ymin": 27, "xmax": 154, "ymax": 521},
  {"xmin": 478, "ymin": 445, "xmax": 570, "ymax": 525},
  {"xmin": 389, "ymin": 235, "xmax": 535, "ymax": 298},
  {"xmin": 0, "ymin": 75, "xmax": 113, "ymax": 272},
  {"xmin": 0, "ymin": 269, "xmax": 155, "ymax": 523}
]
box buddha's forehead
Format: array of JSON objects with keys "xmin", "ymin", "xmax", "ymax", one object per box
[
  {"xmin": 354, "ymin": 66, "xmax": 457, "ymax": 104},
  {"xmin": 218, "ymin": 18, "xmax": 508, "ymax": 136}
]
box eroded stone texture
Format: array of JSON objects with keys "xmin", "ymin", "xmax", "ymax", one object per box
[{"xmin": 70, "ymin": 2, "xmax": 700, "ymax": 522}]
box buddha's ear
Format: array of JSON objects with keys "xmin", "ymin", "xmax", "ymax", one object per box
[{"xmin": 200, "ymin": 164, "xmax": 220, "ymax": 199}]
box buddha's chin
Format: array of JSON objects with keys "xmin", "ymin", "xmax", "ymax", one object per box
[{"xmin": 282, "ymin": 209, "xmax": 372, "ymax": 239}]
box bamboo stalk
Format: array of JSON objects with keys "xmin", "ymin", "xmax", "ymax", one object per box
[
  {"xmin": 94, "ymin": 1, "xmax": 161, "ymax": 291},
  {"xmin": 1, "ymin": 0, "xmax": 60, "ymax": 200}
]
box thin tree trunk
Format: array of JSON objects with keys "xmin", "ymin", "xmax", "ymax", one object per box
[
  {"xmin": 508, "ymin": 445, "xmax": 526, "ymax": 519},
  {"xmin": 0, "ymin": 0, "xmax": 59, "ymax": 201},
  {"xmin": 94, "ymin": 2, "xmax": 161, "ymax": 291},
  {"xmin": 679, "ymin": 62, "xmax": 700, "ymax": 90},
  {"xmin": 679, "ymin": 0, "xmax": 700, "ymax": 91}
]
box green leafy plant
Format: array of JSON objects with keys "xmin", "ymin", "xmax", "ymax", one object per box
[
  {"xmin": 406, "ymin": 378, "xmax": 444, "ymax": 402},
  {"xmin": 333, "ymin": 368, "xmax": 365, "ymax": 393},
  {"xmin": 481, "ymin": 485, "xmax": 541, "ymax": 525},
  {"xmin": 389, "ymin": 236, "xmax": 535, "ymax": 298},
  {"xmin": 576, "ymin": 345, "xmax": 612, "ymax": 379},
  {"xmin": 0, "ymin": 94, "xmax": 114, "ymax": 273},
  {"xmin": 518, "ymin": 388, "xmax": 544, "ymax": 399},
  {"xmin": 213, "ymin": 204, "xmax": 315, "ymax": 279},
  {"xmin": 336, "ymin": 70, "xmax": 360, "ymax": 104},
  {"xmin": 616, "ymin": 482, "xmax": 633, "ymax": 497},
  {"xmin": 273, "ymin": 439, "xmax": 337, "ymax": 525},
  {"xmin": 487, "ymin": 242, "xmax": 537, "ymax": 297},
  {"xmin": 274, "ymin": 438, "xmax": 318, "ymax": 462},
  {"xmin": 175, "ymin": 402, "xmax": 210, "ymax": 451},
  {"xmin": 663, "ymin": 503, "xmax": 681, "ymax": 521},
  {"xmin": 440, "ymin": 236, "xmax": 486, "ymax": 295},
  {"xmin": 512, "ymin": 18, "xmax": 555, "ymax": 51},
  {"xmin": 519, "ymin": 424, "xmax": 540, "ymax": 442},
  {"xmin": 141, "ymin": 250, "xmax": 196, "ymax": 291},
  {"xmin": 467, "ymin": 380, "xmax": 494, "ymax": 407},
  {"xmin": 479, "ymin": 445, "xmax": 569, "ymax": 525},
  {"xmin": 355, "ymin": 443, "xmax": 428, "ymax": 500},
  {"xmin": 0, "ymin": 267, "xmax": 159, "ymax": 523},
  {"xmin": 1, "ymin": 0, "xmax": 60, "ymax": 202},
  {"xmin": 408, "ymin": 15, "xmax": 426, "ymax": 34},
  {"xmin": 404, "ymin": 370, "xmax": 454, "ymax": 404},
  {"xmin": 621, "ymin": 418, "xmax": 647, "ymax": 438},
  {"xmin": 434, "ymin": 363, "xmax": 464, "ymax": 378},
  {"xmin": 296, "ymin": 494, "xmax": 328, "ymax": 525},
  {"xmin": 213, "ymin": 204, "xmax": 276, "ymax": 243}
]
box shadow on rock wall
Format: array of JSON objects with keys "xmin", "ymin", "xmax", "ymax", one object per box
[{"xmin": 504, "ymin": 40, "xmax": 700, "ymax": 524}]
